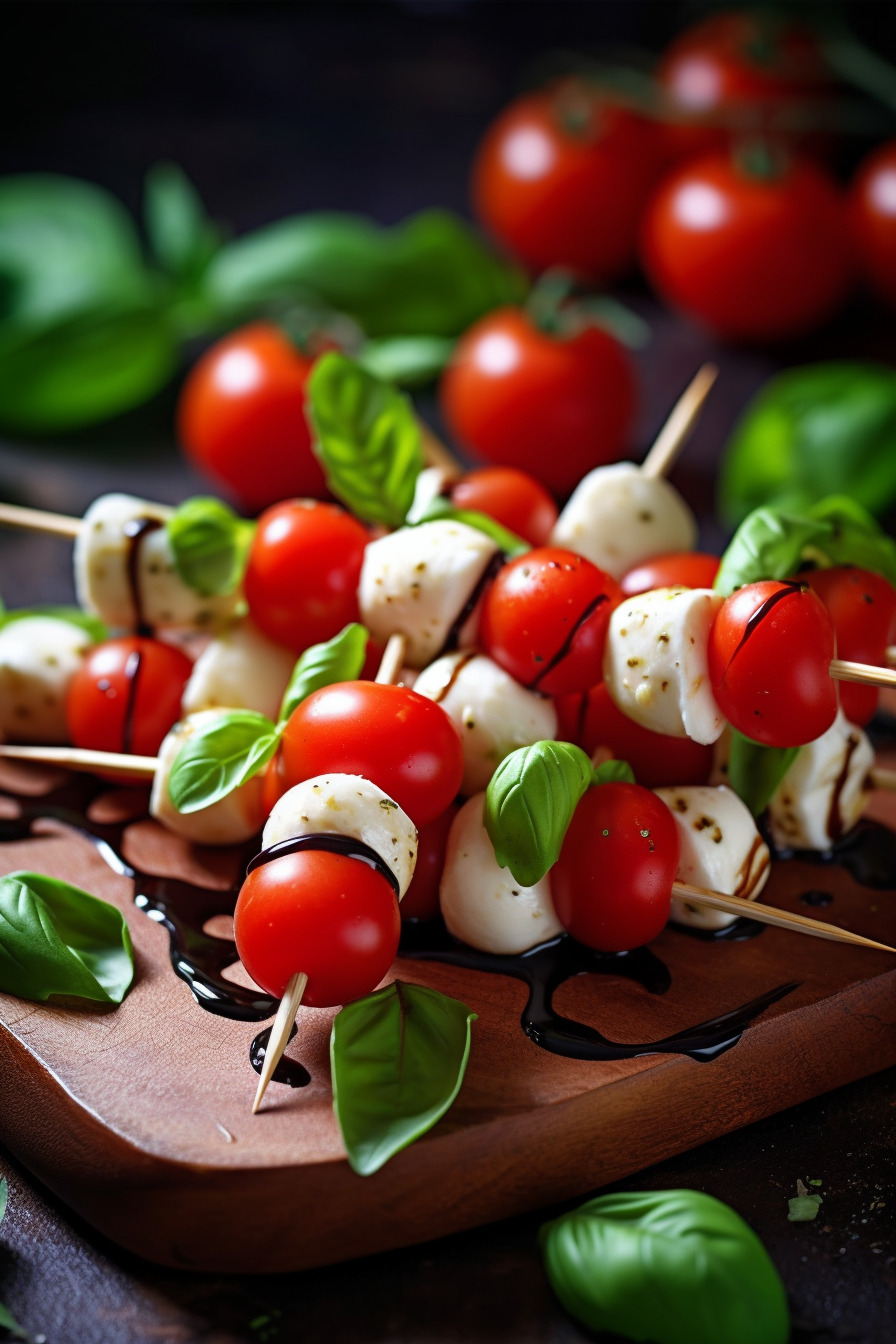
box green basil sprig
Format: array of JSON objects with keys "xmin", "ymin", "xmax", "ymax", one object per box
[
  {"xmin": 0, "ymin": 605, "xmax": 106, "ymax": 642},
  {"xmin": 166, "ymin": 496, "xmax": 255, "ymax": 598},
  {"xmin": 0, "ymin": 871, "xmax": 135, "ymax": 1004},
  {"xmin": 144, "ymin": 162, "xmax": 221, "ymax": 286},
  {"xmin": 167, "ymin": 623, "xmax": 368, "ymax": 813},
  {"xmin": 540, "ymin": 1189, "xmax": 790, "ymax": 1344},
  {"xmin": 331, "ymin": 980, "xmax": 476, "ymax": 1176},
  {"xmin": 726, "ymin": 731, "xmax": 801, "ymax": 817},
  {"xmin": 0, "ymin": 1178, "xmax": 27, "ymax": 1339},
  {"xmin": 307, "ymin": 352, "xmax": 424, "ymax": 528},
  {"xmin": 409, "ymin": 496, "xmax": 530, "ymax": 558},
  {"xmin": 357, "ymin": 334, "xmax": 455, "ymax": 387},
  {"xmin": 592, "ymin": 759, "xmax": 636, "ymax": 786},
  {"xmin": 485, "ymin": 741, "xmax": 594, "ymax": 888}
]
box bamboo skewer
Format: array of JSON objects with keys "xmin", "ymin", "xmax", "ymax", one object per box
[
  {"xmin": 673, "ymin": 881, "xmax": 896, "ymax": 955},
  {"xmin": 251, "ymin": 972, "xmax": 308, "ymax": 1115},
  {"xmin": 640, "ymin": 363, "xmax": 718, "ymax": 480},
  {"xmin": 0, "ymin": 501, "xmax": 81, "ymax": 538},
  {"xmin": 829, "ymin": 658, "xmax": 896, "ymax": 690},
  {"xmin": 0, "ymin": 744, "xmax": 157, "ymax": 776}
]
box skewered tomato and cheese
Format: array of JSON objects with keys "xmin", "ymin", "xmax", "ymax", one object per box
[
  {"xmin": 181, "ymin": 617, "xmax": 296, "ymax": 722},
  {"xmin": 150, "ymin": 709, "xmax": 269, "ymax": 845},
  {"xmin": 766, "ymin": 709, "xmax": 875, "ymax": 853},
  {"xmin": 0, "ymin": 615, "xmax": 94, "ymax": 744}
]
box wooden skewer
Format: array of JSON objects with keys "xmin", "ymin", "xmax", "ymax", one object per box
[
  {"xmin": 419, "ymin": 423, "xmax": 463, "ymax": 478},
  {"xmin": 251, "ymin": 971, "xmax": 308, "ymax": 1115},
  {"xmin": 829, "ymin": 658, "xmax": 896, "ymax": 690},
  {"xmin": 673, "ymin": 880, "xmax": 896, "ymax": 954},
  {"xmin": 0, "ymin": 500, "xmax": 81, "ymax": 538},
  {"xmin": 374, "ymin": 632, "xmax": 407, "ymax": 685},
  {"xmin": 0, "ymin": 744, "xmax": 157, "ymax": 776},
  {"xmin": 639, "ymin": 363, "xmax": 718, "ymax": 480},
  {"xmin": 871, "ymin": 766, "xmax": 896, "ymax": 792}
]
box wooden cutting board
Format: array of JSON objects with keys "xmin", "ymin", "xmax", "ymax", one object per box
[{"xmin": 1, "ymin": 757, "xmax": 894, "ymax": 1274}]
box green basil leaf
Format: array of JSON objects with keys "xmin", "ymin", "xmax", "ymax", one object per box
[
  {"xmin": 806, "ymin": 496, "xmax": 896, "ymax": 586},
  {"xmin": 278, "ymin": 622, "xmax": 368, "ymax": 725},
  {"xmin": 726, "ymin": 730, "xmax": 801, "ymax": 817},
  {"xmin": 719, "ymin": 362, "xmax": 896, "ymax": 527},
  {"xmin": 0, "ymin": 300, "xmax": 178, "ymax": 433},
  {"xmin": 144, "ymin": 163, "xmax": 220, "ymax": 281},
  {"xmin": 714, "ymin": 507, "xmax": 830, "ymax": 596},
  {"xmin": 357, "ymin": 334, "xmax": 455, "ymax": 386},
  {"xmin": 409, "ymin": 497, "xmax": 530, "ymax": 558},
  {"xmin": 541, "ymin": 1189, "xmax": 790, "ymax": 1344},
  {"xmin": 166, "ymin": 496, "xmax": 254, "ymax": 598},
  {"xmin": 592, "ymin": 759, "xmax": 636, "ymax": 786},
  {"xmin": 0, "ymin": 871, "xmax": 135, "ymax": 1004},
  {"xmin": 0, "ymin": 605, "xmax": 107, "ymax": 642},
  {"xmin": 307, "ymin": 352, "xmax": 423, "ymax": 528},
  {"xmin": 485, "ymin": 741, "xmax": 592, "ymax": 887},
  {"xmin": 331, "ymin": 980, "xmax": 476, "ymax": 1176},
  {"xmin": 167, "ymin": 710, "xmax": 279, "ymax": 813}
]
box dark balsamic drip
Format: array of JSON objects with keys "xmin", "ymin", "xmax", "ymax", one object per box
[
  {"xmin": 727, "ymin": 580, "xmax": 806, "ymax": 668},
  {"xmin": 528, "ymin": 592, "xmax": 609, "ymax": 694},
  {"xmin": 429, "ymin": 650, "xmax": 478, "ymax": 704},
  {"xmin": 120, "ymin": 648, "xmax": 144, "ymax": 757},
  {"xmin": 250, "ymin": 1024, "xmax": 311, "ymax": 1089},
  {"xmin": 440, "ymin": 551, "xmax": 504, "ymax": 656},
  {"xmin": 247, "ymin": 832, "xmax": 401, "ymax": 898},
  {"xmin": 671, "ymin": 916, "xmax": 765, "ymax": 942},
  {"xmin": 801, "ymin": 890, "xmax": 834, "ymax": 907},
  {"xmin": 826, "ymin": 733, "xmax": 860, "ymax": 844},
  {"xmin": 122, "ymin": 516, "xmax": 163, "ymax": 637},
  {"xmin": 399, "ymin": 922, "xmax": 794, "ymax": 1062},
  {"xmin": 772, "ymin": 820, "xmax": 896, "ymax": 890}
]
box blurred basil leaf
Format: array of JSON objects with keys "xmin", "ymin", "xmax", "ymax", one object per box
[
  {"xmin": 167, "ymin": 496, "xmax": 254, "ymax": 598},
  {"xmin": 807, "ymin": 496, "xmax": 896, "ymax": 585},
  {"xmin": 144, "ymin": 163, "xmax": 220, "ymax": 281},
  {"xmin": 410, "ymin": 496, "xmax": 529, "ymax": 558},
  {"xmin": 720, "ymin": 362, "xmax": 896, "ymax": 527},
  {"xmin": 726, "ymin": 731, "xmax": 801, "ymax": 816},
  {"xmin": 0, "ymin": 606, "xmax": 107, "ymax": 642},
  {"xmin": 358, "ymin": 334, "xmax": 455, "ymax": 386}
]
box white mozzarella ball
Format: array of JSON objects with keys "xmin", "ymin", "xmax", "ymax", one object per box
[
  {"xmin": 182, "ymin": 618, "xmax": 295, "ymax": 722},
  {"xmin": 439, "ymin": 793, "xmax": 562, "ymax": 954},
  {"xmin": 0, "ymin": 616, "xmax": 93, "ymax": 744},
  {"xmin": 151, "ymin": 709, "xmax": 267, "ymax": 845},
  {"xmin": 767, "ymin": 709, "xmax": 874, "ymax": 853}
]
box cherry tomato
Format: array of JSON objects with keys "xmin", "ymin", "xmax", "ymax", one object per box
[
  {"xmin": 279, "ymin": 681, "xmax": 464, "ymax": 828},
  {"xmin": 620, "ymin": 551, "xmax": 720, "ymax": 597},
  {"xmin": 657, "ymin": 12, "xmax": 832, "ymax": 163},
  {"xmin": 551, "ymin": 782, "xmax": 681, "ymax": 952},
  {"xmin": 440, "ymin": 308, "xmax": 636, "ymax": 497},
  {"xmin": 848, "ymin": 140, "xmax": 896, "ymax": 309},
  {"xmin": 472, "ymin": 78, "xmax": 664, "ymax": 282},
  {"xmin": 244, "ymin": 499, "xmax": 368, "ymax": 653},
  {"xmin": 555, "ymin": 682, "xmax": 713, "ymax": 788},
  {"xmin": 478, "ymin": 547, "xmax": 622, "ymax": 696},
  {"xmin": 400, "ymin": 803, "xmax": 459, "ymax": 922},
  {"xmin": 640, "ymin": 152, "xmax": 853, "ymax": 343},
  {"xmin": 803, "ymin": 566, "xmax": 896, "ymax": 725},
  {"xmin": 177, "ymin": 323, "xmax": 328, "ymax": 515},
  {"xmin": 708, "ymin": 580, "xmax": 837, "ymax": 747},
  {"xmin": 450, "ymin": 467, "xmax": 558, "ymax": 547},
  {"xmin": 66, "ymin": 636, "xmax": 193, "ymax": 757},
  {"xmin": 234, "ymin": 848, "xmax": 400, "ymax": 1003}
]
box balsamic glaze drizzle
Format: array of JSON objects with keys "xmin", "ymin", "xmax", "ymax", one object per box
[
  {"xmin": 122, "ymin": 516, "xmax": 163, "ymax": 637},
  {"xmin": 247, "ymin": 832, "xmax": 401, "ymax": 898}
]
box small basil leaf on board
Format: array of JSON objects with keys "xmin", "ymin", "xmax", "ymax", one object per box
[
  {"xmin": 485, "ymin": 741, "xmax": 593, "ymax": 887},
  {"xmin": 144, "ymin": 163, "xmax": 220, "ymax": 282},
  {"xmin": 540, "ymin": 1189, "xmax": 790, "ymax": 1344},
  {"xmin": 726, "ymin": 730, "xmax": 801, "ymax": 817},
  {"xmin": 592, "ymin": 759, "xmax": 636, "ymax": 786},
  {"xmin": 166, "ymin": 496, "xmax": 254, "ymax": 598},
  {"xmin": 357, "ymin": 334, "xmax": 455, "ymax": 387},
  {"xmin": 277, "ymin": 622, "xmax": 368, "ymax": 725},
  {"xmin": 0, "ymin": 606, "xmax": 107, "ymax": 641},
  {"xmin": 307, "ymin": 352, "xmax": 424, "ymax": 528},
  {"xmin": 0, "ymin": 871, "xmax": 135, "ymax": 1004},
  {"xmin": 807, "ymin": 496, "xmax": 896, "ymax": 586},
  {"xmin": 331, "ymin": 980, "xmax": 476, "ymax": 1176},
  {"xmin": 713, "ymin": 507, "xmax": 830, "ymax": 596},
  {"xmin": 167, "ymin": 710, "xmax": 279, "ymax": 813},
  {"xmin": 410, "ymin": 497, "xmax": 530, "ymax": 558}
]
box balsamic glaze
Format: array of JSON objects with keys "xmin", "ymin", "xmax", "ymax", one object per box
[
  {"xmin": 801, "ymin": 890, "xmax": 834, "ymax": 908},
  {"xmin": 773, "ymin": 820, "xmax": 896, "ymax": 891},
  {"xmin": 120, "ymin": 648, "xmax": 144, "ymax": 757},
  {"xmin": 122, "ymin": 516, "xmax": 163, "ymax": 637},
  {"xmin": 528, "ymin": 591, "xmax": 610, "ymax": 694},
  {"xmin": 247, "ymin": 832, "xmax": 401, "ymax": 898},
  {"xmin": 440, "ymin": 552, "xmax": 504, "ymax": 656}
]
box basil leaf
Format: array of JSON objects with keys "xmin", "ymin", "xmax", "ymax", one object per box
[
  {"xmin": 410, "ymin": 497, "xmax": 530, "ymax": 558},
  {"xmin": 541, "ymin": 1189, "xmax": 789, "ymax": 1344},
  {"xmin": 167, "ymin": 710, "xmax": 279, "ymax": 813},
  {"xmin": 166, "ymin": 496, "xmax": 254, "ymax": 598},
  {"xmin": 720, "ymin": 361, "xmax": 896, "ymax": 527},
  {"xmin": 357, "ymin": 334, "xmax": 455, "ymax": 386},
  {"xmin": 806, "ymin": 496, "xmax": 896, "ymax": 586},
  {"xmin": 277, "ymin": 622, "xmax": 368, "ymax": 724},
  {"xmin": 331, "ymin": 980, "xmax": 476, "ymax": 1176},
  {"xmin": 485, "ymin": 741, "xmax": 592, "ymax": 887},
  {"xmin": 0, "ymin": 605, "xmax": 106, "ymax": 641},
  {"xmin": 592, "ymin": 759, "xmax": 636, "ymax": 785},
  {"xmin": 727, "ymin": 731, "xmax": 801, "ymax": 817},
  {"xmin": 0, "ymin": 300, "xmax": 178, "ymax": 433},
  {"xmin": 307, "ymin": 352, "xmax": 424, "ymax": 528},
  {"xmin": 0, "ymin": 871, "xmax": 135, "ymax": 1004},
  {"xmin": 144, "ymin": 163, "xmax": 220, "ymax": 282},
  {"xmin": 714, "ymin": 507, "xmax": 830, "ymax": 596}
]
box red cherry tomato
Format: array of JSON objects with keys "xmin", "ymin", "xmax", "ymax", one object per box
[
  {"xmin": 450, "ymin": 467, "xmax": 558, "ymax": 547},
  {"xmin": 400, "ymin": 803, "xmax": 459, "ymax": 922},
  {"xmin": 440, "ymin": 308, "xmax": 636, "ymax": 497},
  {"xmin": 848, "ymin": 140, "xmax": 896, "ymax": 309},
  {"xmin": 66, "ymin": 636, "xmax": 193, "ymax": 757},
  {"xmin": 472, "ymin": 78, "xmax": 664, "ymax": 283},
  {"xmin": 234, "ymin": 848, "xmax": 400, "ymax": 1004},
  {"xmin": 177, "ymin": 323, "xmax": 328, "ymax": 515},
  {"xmin": 555, "ymin": 682, "xmax": 713, "ymax": 788},
  {"xmin": 640, "ymin": 152, "xmax": 853, "ymax": 343},
  {"xmin": 244, "ymin": 499, "xmax": 368, "ymax": 653},
  {"xmin": 551, "ymin": 782, "xmax": 681, "ymax": 952},
  {"xmin": 657, "ymin": 12, "xmax": 832, "ymax": 163},
  {"xmin": 279, "ymin": 681, "xmax": 464, "ymax": 828},
  {"xmin": 478, "ymin": 547, "xmax": 622, "ymax": 696},
  {"xmin": 620, "ymin": 551, "xmax": 720, "ymax": 597},
  {"xmin": 708, "ymin": 580, "xmax": 837, "ymax": 747},
  {"xmin": 803, "ymin": 566, "xmax": 896, "ymax": 725}
]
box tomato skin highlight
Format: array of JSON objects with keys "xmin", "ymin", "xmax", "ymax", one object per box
[
  {"xmin": 66, "ymin": 636, "xmax": 193, "ymax": 758},
  {"xmin": 177, "ymin": 323, "xmax": 328, "ymax": 515},
  {"xmin": 640, "ymin": 152, "xmax": 853, "ymax": 343},
  {"xmin": 439, "ymin": 307, "xmax": 636, "ymax": 498},
  {"xmin": 279, "ymin": 681, "xmax": 464, "ymax": 828},
  {"xmin": 803, "ymin": 566, "xmax": 896, "ymax": 725},
  {"xmin": 234, "ymin": 849, "xmax": 400, "ymax": 1004},
  {"xmin": 551, "ymin": 783, "xmax": 681, "ymax": 952},
  {"xmin": 708, "ymin": 581, "xmax": 838, "ymax": 747},
  {"xmin": 479, "ymin": 547, "xmax": 622, "ymax": 697},
  {"xmin": 848, "ymin": 139, "xmax": 896, "ymax": 309},
  {"xmin": 450, "ymin": 467, "xmax": 558, "ymax": 548},
  {"xmin": 620, "ymin": 552, "xmax": 720, "ymax": 597},
  {"xmin": 244, "ymin": 499, "xmax": 368, "ymax": 653}
]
